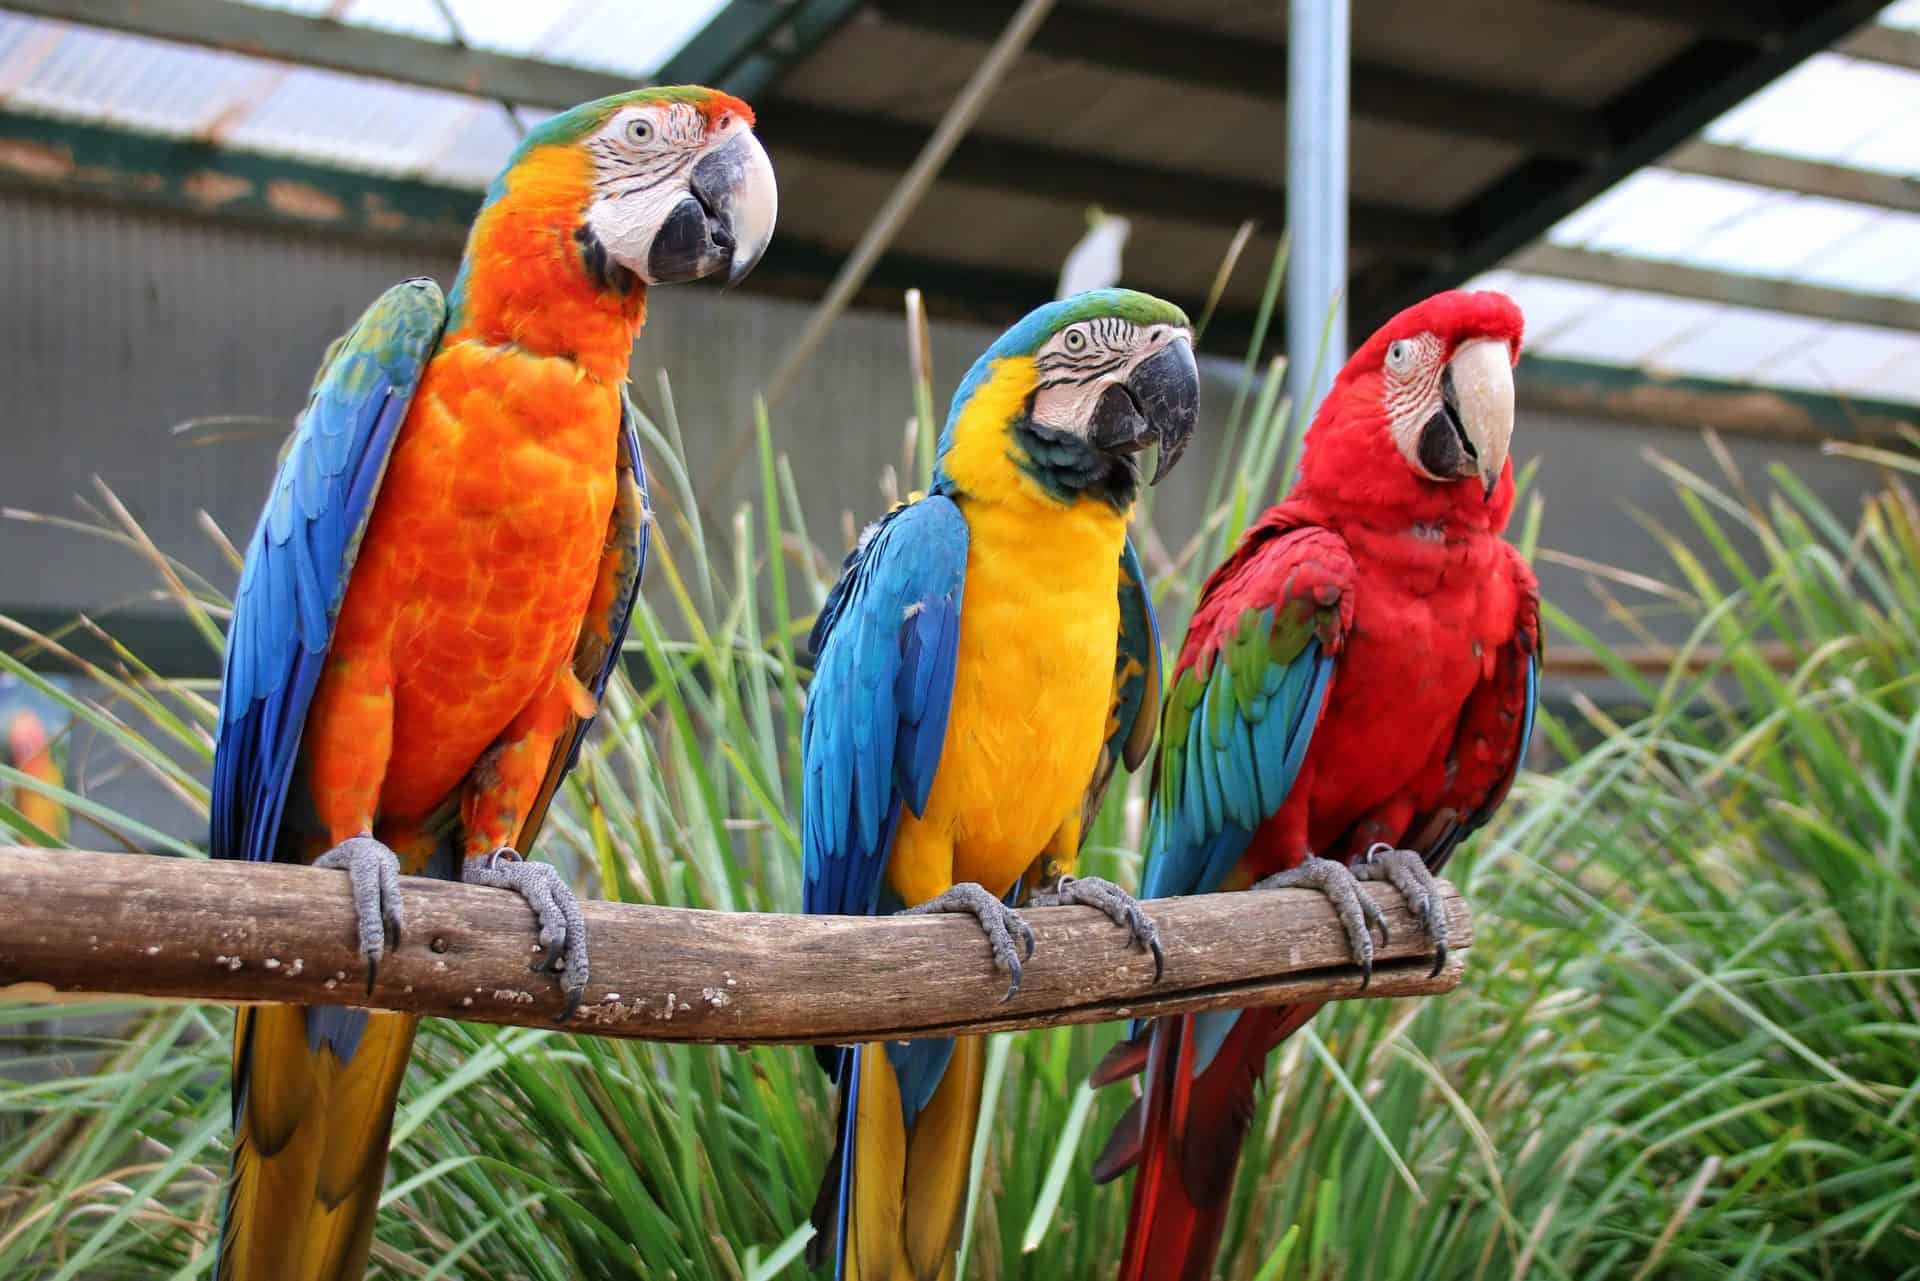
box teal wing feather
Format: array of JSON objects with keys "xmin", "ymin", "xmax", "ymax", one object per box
[{"xmin": 1139, "ymin": 518, "xmax": 1355, "ymax": 902}]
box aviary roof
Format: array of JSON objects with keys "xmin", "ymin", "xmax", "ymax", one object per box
[
  {"xmin": 0, "ymin": 1, "xmax": 727, "ymax": 186},
  {"xmin": 1478, "ymin": 0, "xmax": 1920, "ymax": 405},
  {"xmin": 0, "ymin": 0, "xmax": 1914, "ymax": 409}
]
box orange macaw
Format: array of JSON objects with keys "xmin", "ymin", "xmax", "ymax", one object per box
[{"xmin": 208, "ymin": 86, "xmax": 775, "ymax": 1280}]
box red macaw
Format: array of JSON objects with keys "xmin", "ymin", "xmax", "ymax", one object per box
[
  {"xmin": 208, "ymin": 87, "xmax": 775, "ymax": 1280},
  {"xmin": 1093, "ymin": 290, "xmax": 1540, "ymax": 1281}
]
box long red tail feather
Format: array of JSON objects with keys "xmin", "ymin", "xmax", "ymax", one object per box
[{"xmin": 1113, "ymin": 1003, "xmax": 1320, "ymax": 1281}]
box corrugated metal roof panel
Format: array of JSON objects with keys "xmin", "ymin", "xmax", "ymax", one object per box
[{"xmin": 0, "ymin": 2, "xmax": 724, "ymax": 185}]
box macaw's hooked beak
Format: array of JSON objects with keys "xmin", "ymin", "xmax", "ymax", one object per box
[
  {"xmin": 1089, "ymin": 334, "xmax": 1201, "ymax": 485},
  {"xmin": 648, "ymin": 128, "xmax": 778, "ymax": 287},
  {"xmin": 1417, "ymin": 338, "xmax": 1515, "ymax": 500}
]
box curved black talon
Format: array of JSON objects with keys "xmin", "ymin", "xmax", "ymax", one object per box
[
  {"xmin": 1031, "ymin": 874, "xmax": 1166, "ymax": 982},
  {"xmin": 1354, "ymin": 844, "xmax": 1450, "ymax": 978},
  {"xmin": 314, "ymin": 834, "xmax": 406, "ymax": 994},
  {"xmin": 464, "ymin": 847, "xmax": 590, "ymax": 1021},
  {"xmin": 1252, "ymin": 855, "xmax": 1387, "ymax": 989},
  {"xmin": 899, "ymin": 882, "xmax": 1036, "ymax": 1003}
]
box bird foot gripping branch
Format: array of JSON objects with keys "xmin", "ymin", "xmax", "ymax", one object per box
[
  {"xmin": 897, "ymin": 882, "xmax": 1036, "ymax": 1001},
  {"xmin": 1354, "ymin": 842, "xmax": 1451, "ymax": 976},
  {"xmin": 1252, "ymin": 856, "xmax": 1390, "ymax": 987},
  {"xmin": 1029, "ymin": 873, "xmax": 1165, "ymax": 980},
  {"xmin": 312, "ymin": 835, "xmax": 406, "ymax": 992},
  {"xmin": 464, "ymin": 846, "xmax": 590, "ymax": 1017}
]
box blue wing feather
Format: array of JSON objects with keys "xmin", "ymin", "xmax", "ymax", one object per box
[
  {"xmin": 1112, "ymin": 537, "xmax": 1162, "ymax": 773},
  {"xmin": 803, "ymin": 497, "xmax": 967, "ymax": 1134},
  {"xmin": 802, "ymin": 496, "xmax": 968, "ymax": 923},
  {"xmin": 210, "ymin": 278, "xmax": 446, "ymax": 866}
]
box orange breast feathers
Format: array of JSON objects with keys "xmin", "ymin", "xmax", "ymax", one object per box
[{"xmin": 305, "ymin": 341, "xmax": 622, "ymax": 836}]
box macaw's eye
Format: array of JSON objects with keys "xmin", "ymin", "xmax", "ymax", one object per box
[
  {"xmin": 1063, "ymin": 328, "xmax": 1087, "ymax": 353},
  {"xmin": 624, "ymin": 117, "xmax": 655, "ymax": 146},
  {"xmin": 1386, "ymin": 340, "xmax": 1412, "ymax": 374}
]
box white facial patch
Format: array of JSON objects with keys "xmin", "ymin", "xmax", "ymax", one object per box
[
  {"xmin": 581, "ymin": 102, "xmax": 708, "ymax": 279},
  {"xmin": 1030, "ymin": 320, "xmax": 1188, "ymax": 433},
  {"xmin": 1378, "ymin": 331, "xmax": 1447, "ymax": 473}
]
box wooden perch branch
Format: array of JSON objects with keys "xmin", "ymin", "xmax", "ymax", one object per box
[{"xmin": 0, "ymin": 847, "xmax": 1470, "ymax": 1043}]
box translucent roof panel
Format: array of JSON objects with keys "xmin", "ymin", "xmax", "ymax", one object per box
[
  {"xmin": 1885, "ymin": 0, "xmax": 1920, "ymax": 26},
  {"xmin": 1479, "ymin": 269, "xmax": 1920, "ymax": 407},
  {"xmin": 242, "ymin": 1, "xmax": 728, "ymax": 81},
  {"xmin": 1508, "ymin": 5, "xmax": 1920, "ymax": 409},
  {"xmin": 1546, "ymin": 169, "xmax": 1907, "ymax": 286},
  {"xmin": 1703, "ymin": 52, "xmax": 1920, "ymax": 178},
  {"xmin": 1523, "ymin": 289, "xmax": 1726, "ymax": 367},
  {"xmin": 1795, "ymin": 211, "xmax": 1920, "ymax": 298},
  {"xmin": 0, "ymin": 2, "xmax": 726, "ymax": 183}
]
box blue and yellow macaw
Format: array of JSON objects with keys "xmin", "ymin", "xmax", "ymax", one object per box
[{"xmin": 801, "ymin": 289, "xmax": 1201, "ymax": 1279}]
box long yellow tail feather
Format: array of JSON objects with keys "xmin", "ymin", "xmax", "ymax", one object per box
[{"xmin": 219, "ymin": 1005, "xmax": 417, "ymax": 1281}]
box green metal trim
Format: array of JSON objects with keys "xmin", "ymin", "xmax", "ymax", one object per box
[
  {"xmin": 655, "ymin": 0, "xmax": 787, "ymax": 86},
  {"xmin": 715, "ymin": 0, "xmax": 866, "ymax": 100},
  {"xmin": 1521, "ymin": 355, "xmax": 1920, "ymax": 440},
  {"xmin": 0, "ymin": 111, "xmax": 478, "ymax": 247}
]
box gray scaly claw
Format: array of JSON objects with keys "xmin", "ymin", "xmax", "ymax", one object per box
[
  {"xmin": 1355, "ymin": 843, "xmax": 1449, "ymax": 977},
  {"xmin": 1253, "ymin": 855, "xmax": 1388, "ymax": 989},
  {"xmin": 464, "ymin": 848, "xmax": 590, "ymax": 1021},
  {"xmin": 1031, "ymin": 874, "xmax": 1165, "ymax": 982},
  {"xmin": 314, "ymin": 834, "xmax": 405, "ymax": 994},
  {"xmin": 899, "ymin": 882, "xmax": 1037, "ymax": 1003}
]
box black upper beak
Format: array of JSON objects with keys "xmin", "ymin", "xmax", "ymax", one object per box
[
  {"xmin": 646, "ymin": 129, "xmax": 778, "ymax": 287},
  {"xmin": 1088, "ymin": 335, "xmax": 1200, "ymax": 485},
  {"xmin": 1417, "ymin": 364, "xmax": 1486, "ymax": 494}
]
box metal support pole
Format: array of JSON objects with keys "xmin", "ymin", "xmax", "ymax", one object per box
[{"xmin": 1286, "ymin": 0, "xmax": 1350, "ymax": 420}]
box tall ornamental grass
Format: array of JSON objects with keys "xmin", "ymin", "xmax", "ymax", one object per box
[{"xmin": 2, "ymin": 257, "xmax": 1916, "ymax": 1277}]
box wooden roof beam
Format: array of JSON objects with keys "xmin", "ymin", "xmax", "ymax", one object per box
[
  {"xmin": 867, "ymin": 0, "xmax": 1611, "ymax": 161},
  {"xmin": 1554, "ymin": 0, "xmax": 1790, "ymax": 45},
  {"xmin": 1837, "ymin": 22, "xmax": 1920, "ymax": 74},
  {"xmin": 1509, "ymin": 243, "xmax": 1920, "ymax": 332},
  {"xmin": 1662, "ymin": 140, "xmax": 1920, "ymax": 215},
  {"xmin": 0, "ymin": 0, "xmax": 840, "ymax": 107},
  {"xmin": 1358, "ymin": 0, "xmax": 1890, "ymax": 328},
  {"xmin": 758, "ymin": 99, "xmax": 1459, "ymax": 256}
]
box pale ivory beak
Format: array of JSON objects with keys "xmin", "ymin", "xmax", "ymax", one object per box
[{"xmin": 1448, "ymin": 338, "xmax": 1515, "ymax": 499}]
